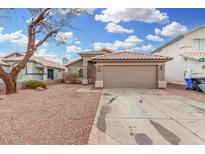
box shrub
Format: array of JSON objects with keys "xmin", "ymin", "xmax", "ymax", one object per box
[
  {"xmin": 25, "ymin": 80, "xmax": 47, "ymax": 89},
  {"xmin": 64, "ymin": 73, "xmax": 78, "ymax": 84}
]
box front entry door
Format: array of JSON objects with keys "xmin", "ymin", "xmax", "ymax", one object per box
[{"xmin": 47, "ymin": 69, "xmax": 54, "ymax": 80}]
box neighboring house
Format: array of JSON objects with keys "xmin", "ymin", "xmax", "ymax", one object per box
[
  {"xmin": 65, "ymin": 48, "xmax": 171, "ymax": 89},
  {"xmin": 0, "ymin": 52, "xmax": 64, "ymax": 86},
  {"xmin": 65, "ymin": 58, "xmax": 83, "ymax": 81},
  {"xmin": 152, "ymin": 25, "xmax": 205, "ymax": 85}
]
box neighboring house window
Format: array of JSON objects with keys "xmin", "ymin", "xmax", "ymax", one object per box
[
  {"xmin": 79, "ymin": 68, "xmax": 83, "ymax": 78},
  {"xmin": 193, "ymin": 39, "xmax": 205, "ymax": 51}
]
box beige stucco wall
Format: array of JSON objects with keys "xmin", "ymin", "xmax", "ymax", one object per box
[
  {"xmin": 154, "ymin": 27, "xmax": 205, "ymax": 85},
  {"xmin": 95, "ymin": 61, "xmax": 166, "ymax": 88},
  {"xmin": 67, "ymin": 59, "xmax": 83, "ymax": 67}
]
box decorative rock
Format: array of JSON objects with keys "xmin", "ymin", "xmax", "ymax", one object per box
[{"xmin": 36, "ymin": 87, "xmax": 45, "ymax": 91}]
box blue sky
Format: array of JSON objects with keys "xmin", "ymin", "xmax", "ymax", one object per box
[{"xmin": 0, "ymin": 8, "xmax": 205, "ymax": 64}]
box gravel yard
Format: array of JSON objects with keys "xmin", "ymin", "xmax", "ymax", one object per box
[
  {"xmin": 0, "ymin": 84, "xmax": 101, "ymax": 144},
  {"xmin": 166, "ymin": 84, "xmax": 205, "ymax": 103}
]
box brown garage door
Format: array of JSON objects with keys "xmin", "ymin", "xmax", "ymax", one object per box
[{"xmin": 103, "ymin": 65, "xmax": 157, "ymax": 88}]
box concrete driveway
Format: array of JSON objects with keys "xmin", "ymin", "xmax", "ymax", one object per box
[{"xmin": 88, "ymin": 88, "xmax": 205, "ymax": 145}]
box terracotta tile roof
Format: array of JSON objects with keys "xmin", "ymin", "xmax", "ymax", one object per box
[
  {"xmin": 64, "ymin": 58, "xmax": 82, "ymax": 67},
  {"xmin": 4, "ymin": 52, "xmax": 64, "ymax": 69},
  {"xmin": 92, "ymin": 51, "xmax": 172, "ymax": 61},
  {"xmin": 181, "ymin": 52, "xmax": 205, "ymax": 61},
  {"xmin": 0, "ymin": 57, "xmax": 10, "ymax": 66}
]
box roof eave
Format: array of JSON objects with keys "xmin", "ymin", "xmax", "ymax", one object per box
[
  {"xmin": 92, "ymin": 59, "xmax": 172, "ymax": 62},
  {"xmin": 46, "ymin": 66, "xmax": 64, "ymax": 70},
  {"xmin": 151, "ymin": 35, "xmax": 184, "ymax": 54},
  {"xmin": 65, "ymin": 58, "xmax": 82, "ymax": 67},
  {"xmin": 5, "ymin": 59, "xmax": 64, "ymax": 69},
  {"xmin": 79, "ymin": 53, "xmax": 104, "ymax": 56}
]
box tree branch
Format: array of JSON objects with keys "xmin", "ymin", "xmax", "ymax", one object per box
[
  {"xmin": 35, "ymin": 29, "xmax": 58, "ymax": 48},
  {"xmin": 0, "ymin": 65, "xmax": 8, "ymax": 80},
  {"xmin": 31, "ymin": 8, "xmax": 50, "ymax": 26}
]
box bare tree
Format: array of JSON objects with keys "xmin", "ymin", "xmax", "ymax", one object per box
[{"xmin": 0, "ymin": 8, "xmax": 88, "ymax": 94}]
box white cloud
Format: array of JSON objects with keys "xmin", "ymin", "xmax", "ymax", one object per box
[
  {"xmin": 75, "ymin": 41, "xmax": 81, "ymax": 44},
  {"xmin": 26, "ymin": 17, "xmax": 32, "ymax": 24},
  {"xmin": 35, "ymin": 48, "xmax": 62, "ymax": 64},
  {"xmin": 55, "ymin": 32, "xmax": 73, "ymax": 43},
  {"xmin": 129, "ymin": 44, "xmax": 155, "ymax": 53},
  {"xmin": 0, "ymin": 27, "xmax": 4, "ymax": 33},
  {"xmin": 93, "ymin": 35, "xmax": 143, "ymax": 50},
  {"xmin": 105, "ymin": 23, "xmax": 134, "ymax": 33},
  {"xmin": 94, "ymin": 42, "xmax": 116, "ymax": 50},
  {"xmin": 84, "ymin": 49, "xmax": 92, "ymax": 51},
  {"xmin": 140, "ymin": 44, "xmax": 155, "ymax": 52},
  {"xmin": 146, "ymin": 34, "xmax": 164, "ymax": 42},
  {"xmin": 155, "ymin": 21, "xmax": 188, "ymax": 37},
  {"xmin": 95, "ymin": 8, "xmax": 169, "ymax": 24},
  {"xmin": 0, "ymin": 29, "xmax": 73, "ymax": 47},
  {"xmin": 115, "ymin": 36, "xmax": 143, "ymax": 49},
  {"xmin": 0, "ymin": 27, "xmax": 52, "ymax": 48},
  {"xmin": 0, "ymin": 27, "xmax": 28, "ymax": 46},
  {"xmin": 66, "ymin": 45, "xmax": 82, "ymax": 53},
  {"xmin": 58, "ymin": 8, "xmax": 96, "ymax": 16}
]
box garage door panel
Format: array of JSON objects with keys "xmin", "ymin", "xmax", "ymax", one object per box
[{"xmin": 103, "ymin": 65, "xmax": 157, "ymax": 88}]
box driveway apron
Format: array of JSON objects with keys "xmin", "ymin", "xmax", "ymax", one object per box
[{"xmin": 88, "ymin": 88, "xmax": 205, "ymax": 145}]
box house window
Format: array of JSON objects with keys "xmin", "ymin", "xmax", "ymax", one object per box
[
  {"xmin": 193, "ymin": 39, "xmax": 205, "ymax": 51},
  {"xmin": 79, "ymin": 68, "xmax": 83, "ymax": 78}
]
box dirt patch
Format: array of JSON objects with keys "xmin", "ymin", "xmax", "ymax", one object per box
[
  {"xmin": 96, "ymin": 105, "xmax": 111, "ymax": 133},
  {"xmin": 150, "ymin": 120, "xmax": 181, "ymax": 145},
  {"xmin": 139, "ymin": 91, "xmax": 171, "ymax": 96},
  {"xmin": 103, "ymin": 93, "xmax": 112, "ymax": 96},
  {"xmin": 108, "ymin": 97, "xmax": 116, "ymax": 104},
  {"xmin": 135, "ymin": 133, "xmax": 153, "ymax": 145},
  {"xmin": 166, "ymin": 84, "xmax": 205, "ymax": 103},
  {"xmin": 96, "ymin": 97, "xmax": 116, "ymax": 132}
]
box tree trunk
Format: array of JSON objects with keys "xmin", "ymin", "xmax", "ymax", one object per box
[{"xmin": 4, "ymin": 75, "xmax": 17, "ymax": 95}]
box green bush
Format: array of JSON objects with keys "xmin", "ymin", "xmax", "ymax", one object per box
[
  {"xmin": 25, "ymin": 80, "xmax": 47, "ymax": 89},
  {"xmin": 64, "ymin": 73, "xmax": 78, "ymax": 84}
]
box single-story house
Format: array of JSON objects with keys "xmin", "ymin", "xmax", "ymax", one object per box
[
  {"xmin": 0, "ymin": 52, "xmax": 64, "ymax": 87},
  {"xmin": 152, "ymin": 25, "xmax": 205, "ymax": 85},
  {"xmin": 65, "ymin": 49, "xmax": 172, "ymax": 88}
]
